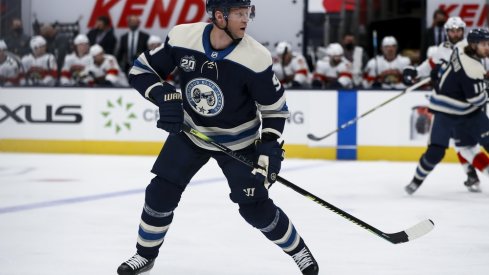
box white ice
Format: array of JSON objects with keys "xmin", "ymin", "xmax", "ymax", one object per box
[{"xmin": 0, "ymin": 153, "xmax": 488, "ymax": 275}]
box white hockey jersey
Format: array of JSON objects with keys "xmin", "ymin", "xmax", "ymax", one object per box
[
  {"xmin": 0, "ymin": 55, "xmax": 21, "ymax": 86},
  {"xmin": 363, "ymin": 55, "xmax": 411, "ymax": 89},
  {"xmin": 313, "ymin": 56, "xmax": 353, "ymax": 88},
  {"xmin": 416, "ymin": 40, "xmax": 466, "ymax": 78},
  {"xmin": 21, "ymin": 53, "xmax": 57, "ymax": 86},
  {"xmin": 85, "ymin": 54, "xmax": 128, "ymax": 87},
  {"xmin": 60, "ymin": 53, "xmax": 92, "ymax": 85},
  {"xmin": 272, "ymin": 52, "xmax": 309, "ymax": 87}
]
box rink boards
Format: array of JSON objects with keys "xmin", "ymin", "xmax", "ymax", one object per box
[{"xmin": 0, "ymin": 87, "xmax": 458, "ymax": 161}]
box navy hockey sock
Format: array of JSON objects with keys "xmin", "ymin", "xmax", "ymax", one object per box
[
  {"xmin": 413, "ymin": 145, "xmax": 445, "ymax": 183},
  {"xmin": 239, "ymin": 200, "xmax": 306, "ymax": 255},
  {"xmin": 136, "ymin": 176, "xmax": 184, "ymax": 258}
]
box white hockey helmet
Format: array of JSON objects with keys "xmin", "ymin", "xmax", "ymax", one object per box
[
  {"xmin": 89, "ymin": 44, "xmax": 104, "ymax": 57},
  {"xmin": 0, "ymin": 39, "xmax": 7, "ymax": 50},
  {"xmin": 381, "ymin": 36, "xmax": 397, "ymax": 47},
  {"xmin": 147, "ymin": 35, "xmax": 162, "ymax": 46},
  {"xmin": 326, "ymin": 43, "xmax": 344, "ymax": 56},
  {"xmin": 74, "ymin": 34, "xmax": 89, "ymax": 45},
  {"xmin": 444, "ymin": 16, "xmax": 466, "ymax": 31},
  {"xmin": 30, "ymin": 35, "xmax": 46, "ymax": 50},
  {"xmin": 276, "ymin": 41, "xmax": 292, "ymax": 55}
]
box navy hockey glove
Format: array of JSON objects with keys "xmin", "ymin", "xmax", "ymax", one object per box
[
  {"xmin": 402, "ymin": 66, "xmax": 417, "ymax": 85},
  {"xmin": 252, "ymin": 136, "xmax": 285, "ymax": 189},
  {"xmin": 151, "ymin": 82, "xmax": 183, "ymax": 134}
]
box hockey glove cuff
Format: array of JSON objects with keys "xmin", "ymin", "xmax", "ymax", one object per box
[
  {"xmin": 251, "ymin": 138, "xmax": 285, "ymax": 189},
  {"xmin": 151, "ymin": 82, "xmax": 183, "ymax": 134}
]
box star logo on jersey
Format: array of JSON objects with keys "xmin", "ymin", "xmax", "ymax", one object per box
[
  {"xmin": 185, "ymin": 78, "xmax": 224, "ymax": 117},
  {"xmin": 101, "ymin": 96, "xmax": 137, "ymax": 134}
]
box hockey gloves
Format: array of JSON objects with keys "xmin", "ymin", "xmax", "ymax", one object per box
[
  {"xmin": 252, "ymin": 138, "xmax": 285, "ymax": 189},
  {"xmin": 151, "ymin": 82, "xmax": 183, "ymax": 134},
  {"xmin": 402, "ymin": 66, "xmax": 417, "ymax": 85}
]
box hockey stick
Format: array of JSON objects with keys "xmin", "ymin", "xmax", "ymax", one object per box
[
  {"xmin": 182, "ymin": 125, "xmax": 434, "ymax": 244},
  {"xmin": 307, "ymin": 77, "xmax": 431, "ymax": 141}
]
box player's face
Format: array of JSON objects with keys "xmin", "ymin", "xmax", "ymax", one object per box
[
  {"xmin": 76, "ymin": 43, "xmax": 89, "ymax": 56},
  {"xmin": 476, "ymin": 41, "xmax": 489, "ymax": 58},
  {"xmin": 148, "ymin": 43, "xmax": 161, "ymax": 51},
  {"xmin": 446, "ymin": 28, "xmax": 464, "ymax": 44},
  {"xmin": 382, "ymin": 45, "xmax": 397, "ymax": 60},
  {"xmin": 226, "ymin": 7, "xmax": 254, "ymax": 38},
  {"xmin": 94, "ymin": 53, "xmax": 104, "ymax": 64},
  {"xmin": 330, "ymin": 55, "xmax": 342, "ymax": 65},
  {"xmin": 33, "ymin": 45, "xmax": 46, "ymax": 57}
]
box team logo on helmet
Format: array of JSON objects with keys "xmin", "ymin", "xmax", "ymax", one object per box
[{"xmin": 185, "ymin": 78, "xmax": 224, "ymax": 117}]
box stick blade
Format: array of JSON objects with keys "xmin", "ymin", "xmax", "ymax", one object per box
[
  {"xmin": 307, "ymin": 133, "xmax": 323, "ymax": 141},
  {"xmin": 386, "ymin": 219, "xmax": 434, "ymax": 244},
  {"xmin": 405, "ymin": 219, "xmax": 435, "ymax": 241}
]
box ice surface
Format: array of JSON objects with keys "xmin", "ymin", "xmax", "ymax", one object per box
[{"xmin": 0, "ymin": 153, "xmax": 488, "ymax": 275}]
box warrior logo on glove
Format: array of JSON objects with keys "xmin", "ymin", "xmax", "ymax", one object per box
[{"xmin": 185, "ymin": 78, "xmax": 224, "ymax": 117}]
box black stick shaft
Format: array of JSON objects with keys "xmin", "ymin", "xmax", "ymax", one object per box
[{"xmin": 182, "ymin": 125, "xmax": 402, "ymax": 244}]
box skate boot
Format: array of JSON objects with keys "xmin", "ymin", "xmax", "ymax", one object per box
[
  {"xmin": 292, "ymin": 246, "xmax": 319, "ymax": 275},
  {"xmin": 464, "ymin": 167, "xmax": 481, "ymax": 193},
  {"xmin": 117, "ymin": 253, "xmax": 155, "ymax": 275},
  {"xmin": 405, "ymin": 179, "xmax": 422, "ymax": 195}
]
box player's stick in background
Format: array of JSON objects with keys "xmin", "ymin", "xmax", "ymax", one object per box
[
  {"xmin": 182, "ymin": 125, "xmax": 434, "ymax": 244},
  {"xmin": 373, "ymin": 30, "xmax": 379, "ymax": 78},
  {"xmin": 307, "ymin": 77, "xmax": 431, "ymax": 142}
]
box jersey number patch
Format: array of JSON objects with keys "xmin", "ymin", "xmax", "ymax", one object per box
[{"xmin": 180, "ymin": 56, "xmax": 196, "ymax": 72}]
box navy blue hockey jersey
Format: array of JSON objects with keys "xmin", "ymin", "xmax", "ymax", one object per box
[
  {"xmin": 129, "ymin": 22, "xmax": 289, "ymax": 151},
  {"xmin": 429, "ymin": 47, "xmax": 487, "ymax": 115}
]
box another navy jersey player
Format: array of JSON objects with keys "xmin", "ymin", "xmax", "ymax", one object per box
[
  {"xmin": 116, "ymin": 1, "xmax": 319, "ymax": 274},
  {"xmin": 405, "ymin": 28, "xmax": 489, "ymax": 195}
]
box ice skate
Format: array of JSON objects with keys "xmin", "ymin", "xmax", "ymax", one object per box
[
  {"xmin": 405, "ymin": 180, "xmax": 422, "ymax": 195},
  {"xmin": 117, "ymin": 253, "xmax": 155, "ymax": 275},
  {"xmin": 464, "ymin": 174, "xmax": 482, "ymax": 193},
  {"xmin": 292, "ymin": 246, "xmax": 319, "ymax": 275}
]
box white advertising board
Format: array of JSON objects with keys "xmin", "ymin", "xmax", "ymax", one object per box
[
  {"xmin": 357, "ymin": 90, "xmax": 432, "ymax": 146},
  {"xmin": 426, "ymin": 0, "xmax": 487, "ymax": 29},
  {"xmin": 283, "ymin": 91, "xmax": 337, "ymax": 146}
]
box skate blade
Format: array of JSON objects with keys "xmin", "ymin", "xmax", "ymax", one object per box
[{"xmin": 467, "ymin": 186, "xmax": 482, "ymax": 193}]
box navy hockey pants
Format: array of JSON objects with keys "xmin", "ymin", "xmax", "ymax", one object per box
[{"xmin": 136, "ymin": 132, "xmax": 302, "ymax": 258}]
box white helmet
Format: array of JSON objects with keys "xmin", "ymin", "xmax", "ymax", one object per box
[
  {"xmin": 89, "ymin": 44, "xmax": 104, "ymax": 57},
  {"xmin": 275, "ymin": 41, "xmax": 292, "ymax": 55},
  {"xmin": 147, "ymin": 35, "xmax": 162, "ymax": 46},
  {"xmin": 382, "ymin": 36, "xmax": 397, "ymax": 47},
  {"xmin": 326, "ymin": 43, "xmax": 344, "ymax": 56},
  {"xmin": 73, "ymin": 34, "xmax": 89, "ymax": 45},
  {"xmin": 444, "ymin": 16, "xmax": 466, "ymax": 31},
  {"xmin": 0, "ymin": 40, "xmax": 7, "ymax": 50},
  {"xmin": 30, "ymin": 36, "xmax": 46, "ymax": 51}
]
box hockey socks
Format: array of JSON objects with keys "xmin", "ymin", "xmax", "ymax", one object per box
[
  {"xmin": 136, "ymin": 176, "xmax": 183, "ymax": 258},
  {"xmin": 239, "ymin": 201, "xmax": 318, "ymax": 273},
  {"xmin": 407, "ymin": 146, "xmax": 445, "ymax": 194}
]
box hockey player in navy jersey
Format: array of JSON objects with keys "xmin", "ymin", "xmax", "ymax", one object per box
[
  {"xmin": 403, "ymin": 17, "xmax": 489, "ymax": 192},
  {"xmin": 116, "ymin": 1, "xmax": 319, "ymax": 274},
  {"xmin": 405, "ymin": 28, "xmax": 489, "ymax": 195}
]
